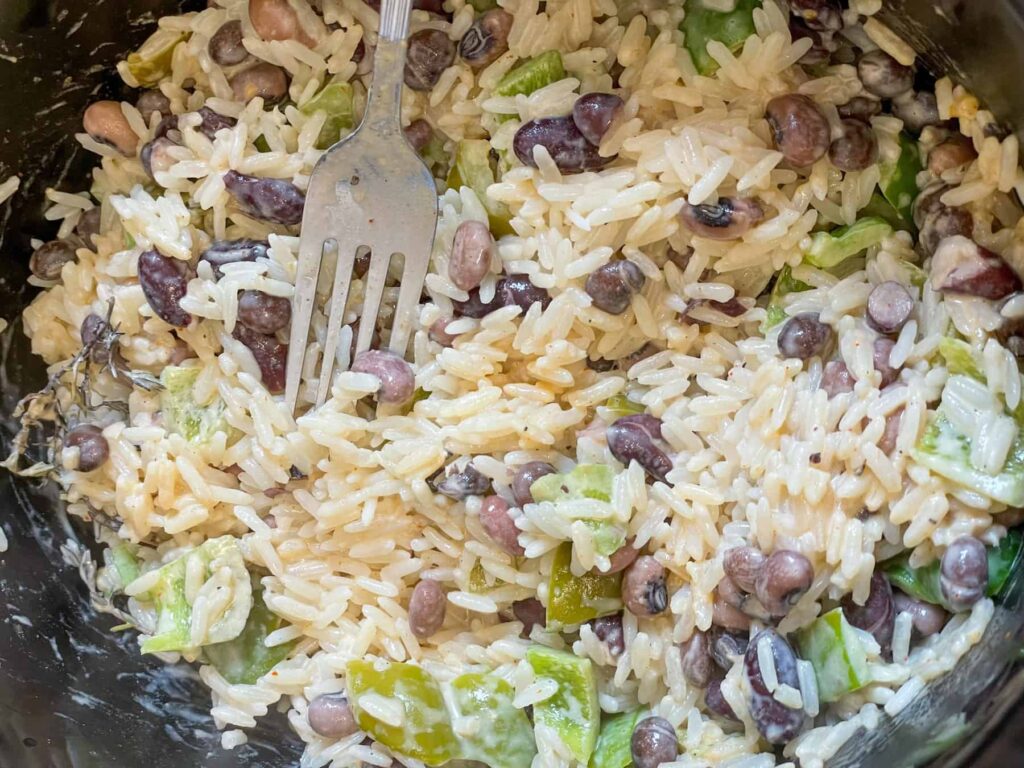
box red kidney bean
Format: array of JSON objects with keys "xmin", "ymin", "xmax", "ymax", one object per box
[
  {"xmin": 403, "ymin": 118, "xmax": 433, "ymax": 153},
  {"xmin": 828, "ymin": 118, "xmax": 878, "ymax": 172},
  {"xmin": 510, "ymin": 461, "xmax": 557, "ymax": 506},
  {"xmin": 630, "ymin": 717, "xmax": 678, "ymax": 768},
  {"xmin": 878, "ymin": 407, "xmax": 903, "ymax": 455},
  {"xmin": 237, "ymin": 289, "xmax": 291, "ymax": 334},
  {"xmin": 606, "ymin": 414, "xmax": 673, "ymax": 482},
  {"xmin": 893, "ymin": 591, "xmax": 948, "ymax": 638},
  {"xmin": 603, "ymin": 541, "xmax": 640, "ymax": 575},
  {"xmin": 498, "ymin": 274, "xmax": 551, "ymax": 312},
  {"xmin": 939, "ymin": 537, "xmax": 988, "ymax": 611},
  {"xmin": 513, "ymin": 116, "xmax": 611, "ymax": 173},
  {"xmin": 744, "ymin": 629, "xmax": 806, "ymax": 744},
  {"xmin": 307, "ymin": 693, "xmax": 358, "ymax": 739},
  {"xmin": 858, "ymin": 50, "xmax": 913, "ymax": 98},
  {"xmin": 351, "ymin": 350, "xmax": 415, "ymax": 404},
  {"xmin": 76, "ymin": 207, "xmax": 102, "ymax": 249},
  {"xmin": 201, "ymin": 239, "xmax": 269, "ymax": 278},
  {"xmin": 230, "ymin": 62, "xmax": 290, "ymax": 104},
  {"xmin": 920, "ymin": 206, "xmax": 973, "ymax": 258},
  {"xmin": 449, "ymin": 220, "xmax": 494, "ymax": 291},
  {"xmin": 709, "ymin": 629, "xmax": 748, "ymax": 671},
  {"xmin": 867, "ymin": 281, "xmax": 914, "ymax": 334},
  {"xmin": 223, "ymin": 170, "xmax": 305, "ymax": 225},
  {"xmin": 409, "ymin": 579, "xmax": 447, "ymax": 638},
  {"xmin": 405, "ymin": 29, "xmax": 455, "ymax": 91},
  {"xmin": 585, "ymin": 260, "xmax": 645, "ymax": 315},
  {"xmin": 30, "ymin": 240, "xmax": 77, "ymax": 281},
  {"xmin": 712, "ymin": 590, "xmax": 751, "ymax": 631},
  {"xmin": 478, "ymin": 494, "xmax": 524, "ymax": 556},
  {"xmin": 928, "ymin": 136, "xmax": 977, "ymax": 176},
  {"xmin": 512, "ymin": 597, "xmax": 546, "ymax": 635},
  {"xmin": 680, "ymin": 197, "xmax": 763, "ymax": 240},
  {"xmin": 249, "ymin": 0, "xmax": 315, "ymax": 46},
  {"xmin": 452, "ymin": 286, "xmax": 502, "ymax": 318},
  {"xmin": 434, "ymin": 461, "xmax": 491, "ymax": 500},
  {"xmin": 622, "ymin": 555, "xmax": 668, "ymax": 617},
  {"xmin": 705, "ymin": 675, "xmax": 738, "ymax": 720},
  {"xmin": 83, "ymin": 100, "xmax": 138, "ymax": 156},
  {"xmin": 136, "ymin": 90, "xmax": 172, "ymax": 122},
  {"xmin": 842, "ymin": 572, "xmax": 895, "ymax": 653},
  {"xmin": 765, "ymin": 94, "xmax": 831, "ymax": 167},
  {"xmin": 872, "ymin": 337, "xmax": 900, "ymax": 387},
  {"xmin": 932, "ymin": 236, "xmax": 1022, "ymax": 299},
  {"xmin": 777, "ymin": 313, "xmax": 832, "ymax": 360},
  {"xmin": 65, "ymin": 424, "xmax": 110, "ymax": 472},
  {"xmin": 893, "ymin": 91, "xmax": 941, "ymax": 134},
  {"xmin": 196, "ymin": 106, "xmax": 237, "ymax": 139},
  {"xmin": 138, "ymin": 249, "xmax": 193, "ymax": 327},
  {"xmin": 458, "ymin": 9, "xmax": 512, "ymax": 68},
  {"xmin": 428, "ymin": 317, "xmax": 459, "ymax": 347},
  {"xmin": 233, "ymin": 324, "xmax": 287, "ymax": 392},
  {"xmin": 821, "ymin": 360, "xmax": 855, "ymax": 398},
  {"xmin": 755, "ymin": 550, "xmax": 814, "ymax": 617},
  {"xmin": 723, "ymin": 546, "xmax": 767, "ymax": 594},
  {"xmin": 591, "ymin": 612, "xmax": 625, "ymax": 655},
  {"xmin": 572, "ymin": 92, "xmax": 624, "ymax": 146},
  {"xmin": 679, "ymin": 630, "xmax": 714, "ymax": 688},
  {"xmin": 141, "ymin": 137, "xmax": 177, "ymax": 181},
  {"xmin": 209, "ymin": 20, "xmax": 248, "ymax": 65}
]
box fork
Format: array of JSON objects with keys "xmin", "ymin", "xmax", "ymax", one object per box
[{"xmin": 285, "ymin": 0, "xmax": 438, "ymax": 412}]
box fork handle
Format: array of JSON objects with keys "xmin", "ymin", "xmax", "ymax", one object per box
[{"xmin": 364, "ymin": 0, "xmax": 412, "ymax": 132}]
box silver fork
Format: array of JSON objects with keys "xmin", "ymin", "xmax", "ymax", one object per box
[{"xmin": 285, "ymin": 0, "xmax": 438, "ymax": 412}]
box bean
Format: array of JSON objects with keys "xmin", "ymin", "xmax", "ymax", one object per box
[
  {"xmin": 478, "ymin": 494, "xmax": 524, "ymax": 556},
  {"xmin": 434, "ymin": 461, "xmax": 491, "ymax": 500},
  {"xmin": 586, "ymin": 356, "xmax": 616, "ymax": 372},
  {"xmin": 498, "ymin": 274, "xmax": 552, "ymax": 312},
  {"xmin": 405, "ymin": 29, "xmax": 455, "ymax": 91},
  {"xmin": 928, "ymin": 136, "xmax": 977, "ymax": 176},
  {"xmin": 140, "ymin": 137, "xmax": 177, "ymax": 181},
  {"xmin": 755, "ymin": 549, "xmax": 814, "ymax": 617},
  {"xmin": 351, "ymin": 349, "xmax": 415, "ymax": 404},
  {"xmin": 572, "ymin": 92, "xmax": 624, "ymax": 146},
  {"xmin": 821, "ymin": 360, "xmax": 855, "ymax": 398},
  {"xmin": 223, "ymin": 170, "xmax": 305, "ymax": 225},
  {"xmin": 513, "ymin": 116, "xmax": 610, "ymax": 173},
  {"xmin": 29, "ymin": 240, "xmax": 77, "ymax": 281},
  {"xmin": 230, "ymin": 63, "xmax": 290, "ymax": 104},
  {"xmin": 841, "ymin": 572, "xmax": 895, "ymax": 652},
  {"xmin": 233, "ymin": 324, "xmax": 287, "ymax": 392},
  {"xmin": 679, "ymin": 631, "xmax": 714, "ymax": 688},
  {"xmin": 893, "ymin": 91, "xmax": 940, "ymax": 134},
  {"xmin": 196, "ymin": 106, "xmax": 237, "ymax": 140},
  {"xmin": 630, "ymin": 717, "xmax": 678, "ymax": 768},
  {"xmin": 65, "ymin": 424, "xmax": 110, "ymax": 472},
  {"xmin": 744, "ymin": 629, "xmax": 806, "ymax": 744},
  {"xmin": 788, "ymin": 0, "xmax": 842, "ymax": 31},
  {"xmin": 428, "ymin": 317, "xmax": 459, "ymax": 347},
  {"xmin": 449, "ymin": 220, "xmax": 494, "ymax": 291},
  {"xmin": 138, "ymin": 249, "xmax": 192, "ymax": 327},
  {"xmin": 201, "ymin": 239, "xmax": 269, "ymax": 277},
  {"xmin": 155, "ymin": 113, "xmax": 182, "ymax": 141},
  {"xmin": 838, "ymin": 96, "xmax": 882, "ymax": 123},
  {"xmin": 452, "ymin": 286, "xmax": 502, "ymax": 318},
  {"xmin": 679, "ymin": 197, "xmax": 763, "ymax": 240},
  {"xmin": 872, "ymin": 337, "xmax": 899, "ymax": 387},
  {"xmin": 712, "ymin": 590, "xmax": 751, "ymax": 631},
  {"xmin": 404, "ymin": 119, "xmax": 433, "ymax": 153},
  {"xmin": 512, "ymin": 597, "xmax": 546, "ymax": 635},
  {"xmin": 723, "ymin": 546, "xmax": 766, "ymax": 594},
  {"xmin": 606, "ymin": 414, "xmax": 673, "ymax": 482},
  {"xmin": 858, "ymin": 50, "xmax": 913, "ymax": 98},
  {"xmin": 622, "ymin": 555, "xmax": 668, "ymax": 617},
  {"xmin": 705, "ymin": 676, "xmax": 738, "ymax": 721},
  {"xmin": 765, "ymin": 94, "xmax": 831, "ymax": 167},
  {"xmin": 585, "ymin": 260, "xmax": 645, "ymax": 315},
  {"xmin": 76, "ymin": 207, "xmax": 102, "ymax": 250},
  {"xmin": 710, "ymin": 630, "xmax": 748, "ymax": 671},
  {"xmin": 919, "ymin": 206, "xmax": 973, "ymax": 257},
  {"xmin": 878, "ymin": 407, "xmax": 903, "ymax": 455},
  {"xmin": 893, "ymin": 591, "xmax": 948, "ymax": 638},
  {"xmin": 591, "ymin": 613, "xmax": 625, "ymax": 656},
  {"xmin": 409, "ymin": 579, "xmax": 447, "ymax": 638},
  {"xmin": 788, "ymin": 20, "xmax": 829, "ymax": 66},
  {"xmin": 931, "ymin": 235, "xmax": 1021, "ymax": 299},
  {"xmin": 307, "ymin": 693, "xmax": 358, "ymax": 739},
  {"xmin": 458, "ymin": 9, "xmax": 512, "ymax": 68},
  {"xmin": 828, "ymin": 118, "xmax": 878, "ymax": 171},
  {"xmin": 237, "ymin": 289, "xmax": 291, "ymax": 334},
  {"xmin": 603, "ymin": 541, "xmax": 640, "ymax": 575},
  {"xmin": 83, "ymin": 100, "xmax": 138, "ymax": 156},
  {"xmin": 510, "ymin": 461, "xmax": 557, "ymax": 506},
  {"xmin": 939, "ymin": 536, "xmax": 988, "ymax": 611},
  {"xmin": 209, "ymin": 20, "xmax": 249, "ymax": 66},
  {"xmin": 249, "ymin": 0, "xmax": 315, "ymax": 46},
  {"xmin": 777, "ymin": 313, "xmax": 832, "ymax": 360},
  {"xmin": 912, "ymin": 181, "xmax": 947, "ymax": 229},
  {"xmin": 866, "ymin": 281, "xmax": 914, "ymax": 334},
  {"xmin": 136, "ymin": 90, "xmax": 172, "ymax": 122}
]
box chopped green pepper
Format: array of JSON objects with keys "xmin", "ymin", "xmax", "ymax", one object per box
[
  {"xmin": 937, "ymin": 337, "xmax": 984, "ymax": 381},
  {"xmin": 468, "ymin": 561, "xmax": 503, "ymax": 593},
  {"xmin": 589, "ymin": 709, "xmax": 642, "ymax": 768},
  {"xmin": 466, "ymin": 0, "xmax": 499, "ymax": 9},
  {"xmin": 253, "ymin": 135, "xmax": 271, "ymax": 153},
  {"xmin": 299, "ymin": 81, "xmax": 355, "ymax": 150},
  {"xmin": 160, "ymin": 366, "xmax": 231, "ymax": 444},
  {"xmin": 879, "ymin": 133, "xmax": 923, "ymax": 228},
  {"xmin": 527, "ymin": 645, "xmax": 600, "ymax": 765},
  {"xmin": 547, "ymin": 542, "xmax": 622, "ymax": 625},
  {"xmin": 123, "ymin": 28, "xmax": 187, "ymax": 88},
  {"xmin": 762, "ymin": 265, "xmax": 811, "ymax": 331},
  {"xmin": 449, "ymin": 673, "xmax": 537, "ymax": 768},
  {"xmin": 797, "ymin": 607, "xmax": 870, "ymax": 703},
  {"xmin": 447, "ymin": 139, "xmax": 513, "ymax": 236},
  {"xmin": 601, "ymin": 393, "xmax": 646, "ymax": 421},
  {"xmin": 804, "ymin": 217, "xmax": 892, "ymax": 269},
  {"xmin": 205, "ymin": 580, "xmax": 296, "ymax": 684},
  {"xmin": 530, "ymin": 464, "xmax": 614, "ymax": 504},
  {"xmin": 494, "ymin": 50, "xmax": 566, "ymax": 100},
  {"xmin": 346, "ymin": 660, "xmax": 456, "ymax": 766},
  {"xmin": 420, "ymin": 130, "xmax": 450, "ymax": 179},
  {"xmin": 681, "ymin": 0, "xmax": 762, "ymax": 76},
  {"xmin": 109, "ymin": 543, "xmax": 141, "ymax": 590},
  {"xmin": 860, "ymin": 192, "xmax": 908, "ymax": 232}
]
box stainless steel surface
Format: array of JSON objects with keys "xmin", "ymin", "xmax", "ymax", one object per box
[{"xmin": 286, "ymin": 0, "xmax": 437, "ymax": 411}]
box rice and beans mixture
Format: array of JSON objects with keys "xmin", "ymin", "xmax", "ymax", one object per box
[{"xmin": 9, "ymin": 0, "xmax": 1024, "ymax": 766}]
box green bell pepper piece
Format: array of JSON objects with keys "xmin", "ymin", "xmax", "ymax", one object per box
[
  {"xmin": 937, "ymin": 337, "xmax": 985, "ymax": 381},
  {"xmin": 589, "ymin": 709, "xmax": 642, "ymax": 768},
  {"xmin": 762, "ymin": 265, "xmax": 811, "ymax": 331},
  {"xmin": 681, "ymin": 0, "xmax": 762, "ymax": 76},
  {"xmin": 796, "ymin": 607, "xmax": 870, "ymax": 703},
  {"xmin": 449, "ymin": 673, "xmax": 537, "ymax": 768},
  {"xmin": 205, "ymin": 581, "xmax": 296, "ymax": 684},
  {"xmin": 124, "ymin": 28, "xmax": 187, "ymax": 88},
  {"xmin": 494, "ymin": 50, "xmax": 566, "ymax": 99},
  {"xmin": 804, "ymin": 217, "xmax": 892, "ymax": 269},
  {"xmin": 299, "ymin": 81, "xmax": 355, "ymax": 150},
  {"xmin": 446, "ymin": 139, "xmax": 513, "ymax": 236},
  {"xmin": 601, "ymin": 394, "xmax": 646, "ymax": 420},
  {"xmin": 160, "ymin": 366, "xmax": 232, "ymax": 445},
  {"xmin": 879, "ymin": 133, "xmax": 923, "ymax": 227},
  {"xmin": 547, "ymin": 542, "xmax": 622, "ymax": 625},
  {"xmin": 527, "ymin": 645, "xmax": 601, "ymax": 765}
]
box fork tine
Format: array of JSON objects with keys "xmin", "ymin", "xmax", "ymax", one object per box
[
  {"xmin": 285, "ymin": 236, "xmax": 326, "ymax": 412},
  {"xmin": 314, "ymin": 242, "xmax": 356, "ymax": 407},
  {"xmin": 355, "ymin": 249, "xmax": 393, "ymax": 354},
  {"xmin": 388, "ymin": 245, "xmax": 432, "ymax": 356}
]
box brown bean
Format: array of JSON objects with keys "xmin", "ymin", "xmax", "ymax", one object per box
[
  {"xmin": 249, "ymin": 0, "xmax": 315, "ymax": 47},
  {"xmin": 29, "ymin": 240, "xmax": 77, "ymax": 281},
  {"xmin": 931, "ymin": 235, "xmax": 1021, "ymax": 299},
  {"xmin": 405, "ymin": 29, "xmax": 455, "ymax": 91},
  {"xmin": 878, "ymin": 407, "xmax": 903, "ymax": 455},
  {"xmin": 65, "ymin": 424, "xmax": 110, "ymax": 472},
  {"xmin": 209, "ymin": 20, "xmax": 249, "ymax": 66},
  {"xmin": 404, "ymin": 118, "xmax": 433, "ymax": 153},
  {"xmin": 866, "ymin": 281, "xmax": 914, "ymax": 334},
  {"xmin": 572, "ymin": 92, "xmax": 624, "ymax": 146},
  {"xmin": 408, "ymin": 579, "xmax": 447, "ymax": 638},
  {"xmin": 777, "ymin": 313, "xmax": 832, "ymax": 360},
  {"xmin": 723, "ymin": 546, "xmax": 766, "ymax": 594},
  {"xmin": 513, "ymin": 116, "xmax": 610, "ymax": 173},
  {"xmin": 428, "ymin": 317, "xmax": 459, "ymax": 347},
  {"xmin": 765, "ymin": 94, "xmax": 830, "ymax": 167},
  {"xmin": 841, "ymin": 571, "xmax": 895, "ymax": 653},
  {"xmin": 510, "ymin": 461, "xmax": 557, "ymax": 506},
  {"xmin": 433, "ymin": 461, "xmax": 491, "ymax": 500},
  {"xmin": 201, "ymin": 238, "xmax": 269, "ymax": 277},
  {"xmin": 631, "ymin": 717, "xmax": 678, "ymax": 768},
  {"xmin": 679, "ymin": 197, "xmax": 763, "ymax": 240},
  {"xmin": 307, "ymin": 693, "xmax": 358, "ymax": 739},
  {"xmin": 478, "ymin": 494, "xmax": 524, "ymax": 555},
  {"xmin": 591, "ymin": 612, "xmax": 625, "ymax": 655},
  {"xmin": 838, "ymin": 96, "xmax": 881, "ymax": 123},
  {"xmin": 449, "ymin": 220, "xmax": 494, "ymax": 291},
  {"xmin": 709, "ymin": 629, "xmax": 748, "ymax": 670},
  {"xmin": 585, "ymin": 260, "xmax": 646, "ymax": 315},
  {"xmin": 828, "ymin": 118, "xmax": 877, "ymax": 172},
  {"xmin": 755, "ymin": 549, "xmax": 814, "ymax": 617},
  {"xmin": 939, "ymin": 536, "xmax": 988, "ymax": 611},
  {"xmin": 136, "ymin": 90, "xmax": 172, "ymax": 122},
  {"xmin": 821, "ymin": 360, "xmax": 855, "ymax": 398},
  {"xmin": 458, "ymin": 9, "xmax": 512, "ymax": 68},
  {"xmin": 351, "ymin": 350, "xmax": 415, "ymax": 404},
  {"xmin": 230, "ymin": 63, "xmax": 290, "ymax": 104},
  {"xmin": 512, "ymin": 597, "xmax": 546, "ymax": 635},
  {"xmin": 893, "ymin": 591, "xmax": 948, "ymax": 638},
  {"xmin": 712, "ymin": 592, "xmax": 751, "ymax": 631},
  {"xmin": 83, "ymin": 100, "xmax": 138, "ymax": 156},
  {"xmin": 873, "ymin": 337, "xmax": 899, "ymax": 387},
  {"xmin": 223, "ymin": 170, "xmax": 305, "ymax": 225},
  {"xmin": 138, "ymin": 249, "xmax": 193, "ymax": 327},
  {"xmin": 928, "ymin": 136, "xmax": 977, "ymax": 176},
  {"xmin": 233, "ymin": 324, "xmax": 287, "ymax": 392},
  {"xmin": 789, "ymin": 0, "xmax": 843, "ymax": 31},
  {"xmin": 196, "ymin": 106, "xmax": 237, "ymax": 139},
  {"xmin": 237, "ymin": 289, "xmax": 291, "ymax": 334},
  {"xmin": 857, "ymin": 50, "xmax": 913, "ymax": 98},
  {"xmin": 606, "ymin": 414, "xmax": 673, "ymax": 482},
  {"xmin": 919, "ymin": 206, "xmax": 973, "ymax": 257},
  {"xmin": 75, "ymin": 207, "xmax": 102, "ymax": 250},
  {"xmin": 141, "ymin": 137, "xmax": 178, "ymax": 181},
  {"xmin": 603, "ymin": 541, "xmax": 640, "ymax": 575},
  {"xmin": 622, "ymin": 555, "xmax": 668, "ymax": 617},
  {"xmin": 679, "ymin": 630, "xmax": 714, "ymax": 688},
  {"xmin": 705, "ymin": 676, "xmax": 738, "ymax": 721},
  {"xmin": 892, "ymin": 91, "xmax": 940, "ymax": 134}
]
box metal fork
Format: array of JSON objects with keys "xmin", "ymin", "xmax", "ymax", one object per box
[{"xmin": 285, "ymin": 0, "xmax": 438, "ymax": 412}]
